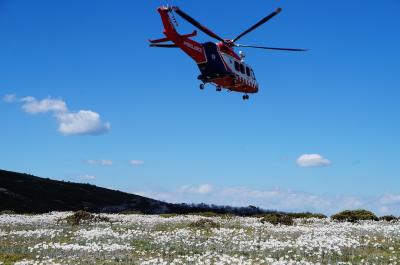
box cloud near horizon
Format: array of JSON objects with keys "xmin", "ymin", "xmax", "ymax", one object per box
[
  {"xmin": 135, "ymin": 185, "xmax": 400, "ymax": 216},
  {"xmin": 5, "ymin": 95, "xmax": 110, "ymax": 136},
  {"xmin": 297, "ymin": 154, "xmax": 332, "ymax": 167},
  {"xmin": 380, "ymin": 194, "xmax": 400, "ymax": 205},
  {"xmin": 78, "ymin": 174, "xmax": 96, "ymax": 180},
  {"xmin": 85, "ymin": 160, "xmax": 113, "ymax": 166},
  {"xmin": 3, "ymin": 94, "xmax": 17, "ymax": 103},
  {"xmin": 178, "ymin": 184, "xmax": 213, "ymax": 195},
  {"xmin": 129, "ymin": 160, "xmax": 144, "ymax": 166}
]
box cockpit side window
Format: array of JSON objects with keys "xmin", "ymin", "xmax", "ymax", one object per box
[
  {"xmin": 246, "ymin": 67, "xmax": 250, "ymax": 77},
  {"xmin": 240, "ymin": 64, "xmax": 245, "ymax": 74},
  {"xmin": 234, "ymin": 61, "xmax": 240, "ymax": 72}
]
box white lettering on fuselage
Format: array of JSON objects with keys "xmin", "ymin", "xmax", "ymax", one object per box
[{"xmin": 183, "ymin": 41, "xmax": 202, "ymax": 53}]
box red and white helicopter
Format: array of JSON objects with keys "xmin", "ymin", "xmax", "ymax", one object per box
[{"xmin": 149, "ymin": 6, "xmax": 307, "ymax": 100}]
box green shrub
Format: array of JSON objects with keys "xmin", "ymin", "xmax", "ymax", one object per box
[
  {"xmin": 189, "ymin": 219, "xmax": 220, "ymax": 229},
  {"xmin": 0, "ymin": 210, "xmax": 15, "ymax": 215},
  {"xmin": 64, "ymin": 210, "xmax": 110, "ymax": 225},
  {"xmin": 260, "ymin": 213, "xmax": 294, "ymax": 226},
  {"xmin": 331, "ymin": 209, "xmax": 378, "ymax": 223},
  {"xmin": 379, "ymin": 215, "xmax": 398, "ymax": 222},
  {"xmin": 287, "ymin": 212, "xmax": 327, "ymax": 219}
]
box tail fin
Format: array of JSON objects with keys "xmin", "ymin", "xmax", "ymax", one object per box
[{"xmin": 154, "ymin": 7, "xmax": 206, "ymax": 64}]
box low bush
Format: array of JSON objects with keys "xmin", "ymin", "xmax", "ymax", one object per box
[
  {"xmin": 260, "ymin": 213, "xmax": 294, "ymax": 226},
  {"xmin": 287, "ymin": 212, "xmax": 327, "ymax": 219},
  {"xmin": 189, "ymin": 219, "xmax": 220, "ymax": 229},
  {"xmin": 0, "ymin": 210, "xmax": 15, "ymax": 215},
  {"xmin": 379, "ymin": 215, "xmax": 398, "ymax": 222},
  {"xmin": 331, "ymin": 209, "xmax": 378, "ymax": 223},
  {"xmin": 64, "ymin": 210, "xmax": 110, "ymax": 225}
]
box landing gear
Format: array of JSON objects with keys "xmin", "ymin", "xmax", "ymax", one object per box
[
  {"xmin": 216, "ymin": 86, "xmax": 222, "ymax": 92},
  {"xmin": 242, "ymin": 94, "xmax": 249, "ymax": 100},
  {"xmin": 199, "ymin": 83, "xmax": 204, "ymax": 90}
]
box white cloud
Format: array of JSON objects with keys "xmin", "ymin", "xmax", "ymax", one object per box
[
  {"xmin": 3, "ymin": 94, "xmax": 16, "ymax": 103},
  {"xmin": 21, "ymin": 96, "xmax": 67, "ymax": 113},
  {"xmin": 178, "ymin": 184, "xmax": 213, "ymax": 195},
  {"xmin": 11, "ymin": 95, "xmax": 110, "ymax": 136},
  {"xmin": 85, "ymin": 160, "xmax": 113, "ymax": 166},
  {"xmin": 297, "ymin": 154, "xmax": 331, "ymax": 167},
  {"xmin": 79, "ymin": 174, "xmax": 96, "ymax": 180},
  {"xmin": 380, "ymin": 194, "xmax": 400, "ymax": 205},
  {"xmin": 56, "ymin": 110, "xmax": 110, "ymax": 136},
  {"xmin": 129, "ymin": 160, "xmax": 144, "ymax": 166}
]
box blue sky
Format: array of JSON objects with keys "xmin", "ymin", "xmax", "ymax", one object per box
[{"xmin": 1, "ymin": 0, "xmax": 400, "ymax": 215}]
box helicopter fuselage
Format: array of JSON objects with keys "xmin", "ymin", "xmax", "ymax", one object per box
[{"xmin": 197, "ymin": 42, "xmax": 258, "ymax": 94}]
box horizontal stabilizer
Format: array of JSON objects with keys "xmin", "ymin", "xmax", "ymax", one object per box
[
  {"xmin": 149, "ymin": 31, "xmax": 197, "ymax": 44},
  {"xmin": 149, "ymin": 37, "xmax": 171, "ymax": 44},
  {"xmin": 149, "ymin": 44, "xmax": 178, "ymax": 48}
]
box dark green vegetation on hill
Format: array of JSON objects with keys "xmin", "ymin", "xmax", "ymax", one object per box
[{"xmin": 0, "ymin": 169, "xmax": 171, "ymax": 214}]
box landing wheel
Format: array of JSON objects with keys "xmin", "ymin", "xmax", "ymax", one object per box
[
  {"xmin": 216, "ymin": 87, "xmax": 222, "ymax": 92},
  {"xmin": 242, "ymin": 95, "xmax": 249, "ymax": 100},
  {"xmin": 200, "ymin": 84, "xmax": 204, "ymax": 90}
]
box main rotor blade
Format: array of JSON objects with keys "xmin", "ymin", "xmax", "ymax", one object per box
[
  {"xmin": 233, "ymin": 8, "xmax": 282, "ymax": 43},
  {"xmin": 235, "ymin": 44, "xmax": 307, "ymax": 52},
  {"xmin": 173, "ymin": 7, "xmax": 225, "ymax": 43},
  {"xmin": 149, "ymin": 44, "xmax": 178, "ymax": 48}
]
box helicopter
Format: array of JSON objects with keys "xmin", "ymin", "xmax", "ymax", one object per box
[{"xmin": 149, "ymin": 6, "xmax": 307, "ymax": 100}]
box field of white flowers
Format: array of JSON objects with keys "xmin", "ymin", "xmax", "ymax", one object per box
[{"xmin": 0, "ymin": 212, "xmax": 399, "ymax": 265}]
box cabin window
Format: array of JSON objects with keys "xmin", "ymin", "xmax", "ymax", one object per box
[
  {"xmin": 234, "ymin": 61, "xmax": 240, "ymax": 71},
  {"xmin": 240, "ymin": 64, "xmax": 245, "ymax": 74},
  {"xmin": 246, "ymin": 67, "xmax": 251, "ymax": 77}
]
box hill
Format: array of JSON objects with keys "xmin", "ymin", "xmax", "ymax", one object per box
[
  {"xmin": 0, "ymin": 169, "xmax": 173, "ymax": 214},
  {"xmin": 0, "ymin": 169, "xmax": 270, "ymax": 215}
]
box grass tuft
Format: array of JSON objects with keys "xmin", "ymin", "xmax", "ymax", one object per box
[
  {"xmin": 189, "ymin": 218, "xmax": 220, "ymax": 229},
  {"xmin": 63, "ymin": 210, "xmax": 110, "ymax": 225}
]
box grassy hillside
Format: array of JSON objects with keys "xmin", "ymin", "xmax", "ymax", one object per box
[{"xmin": 0, "ymin": 169, "xmax": 171, "ymax": 214}]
